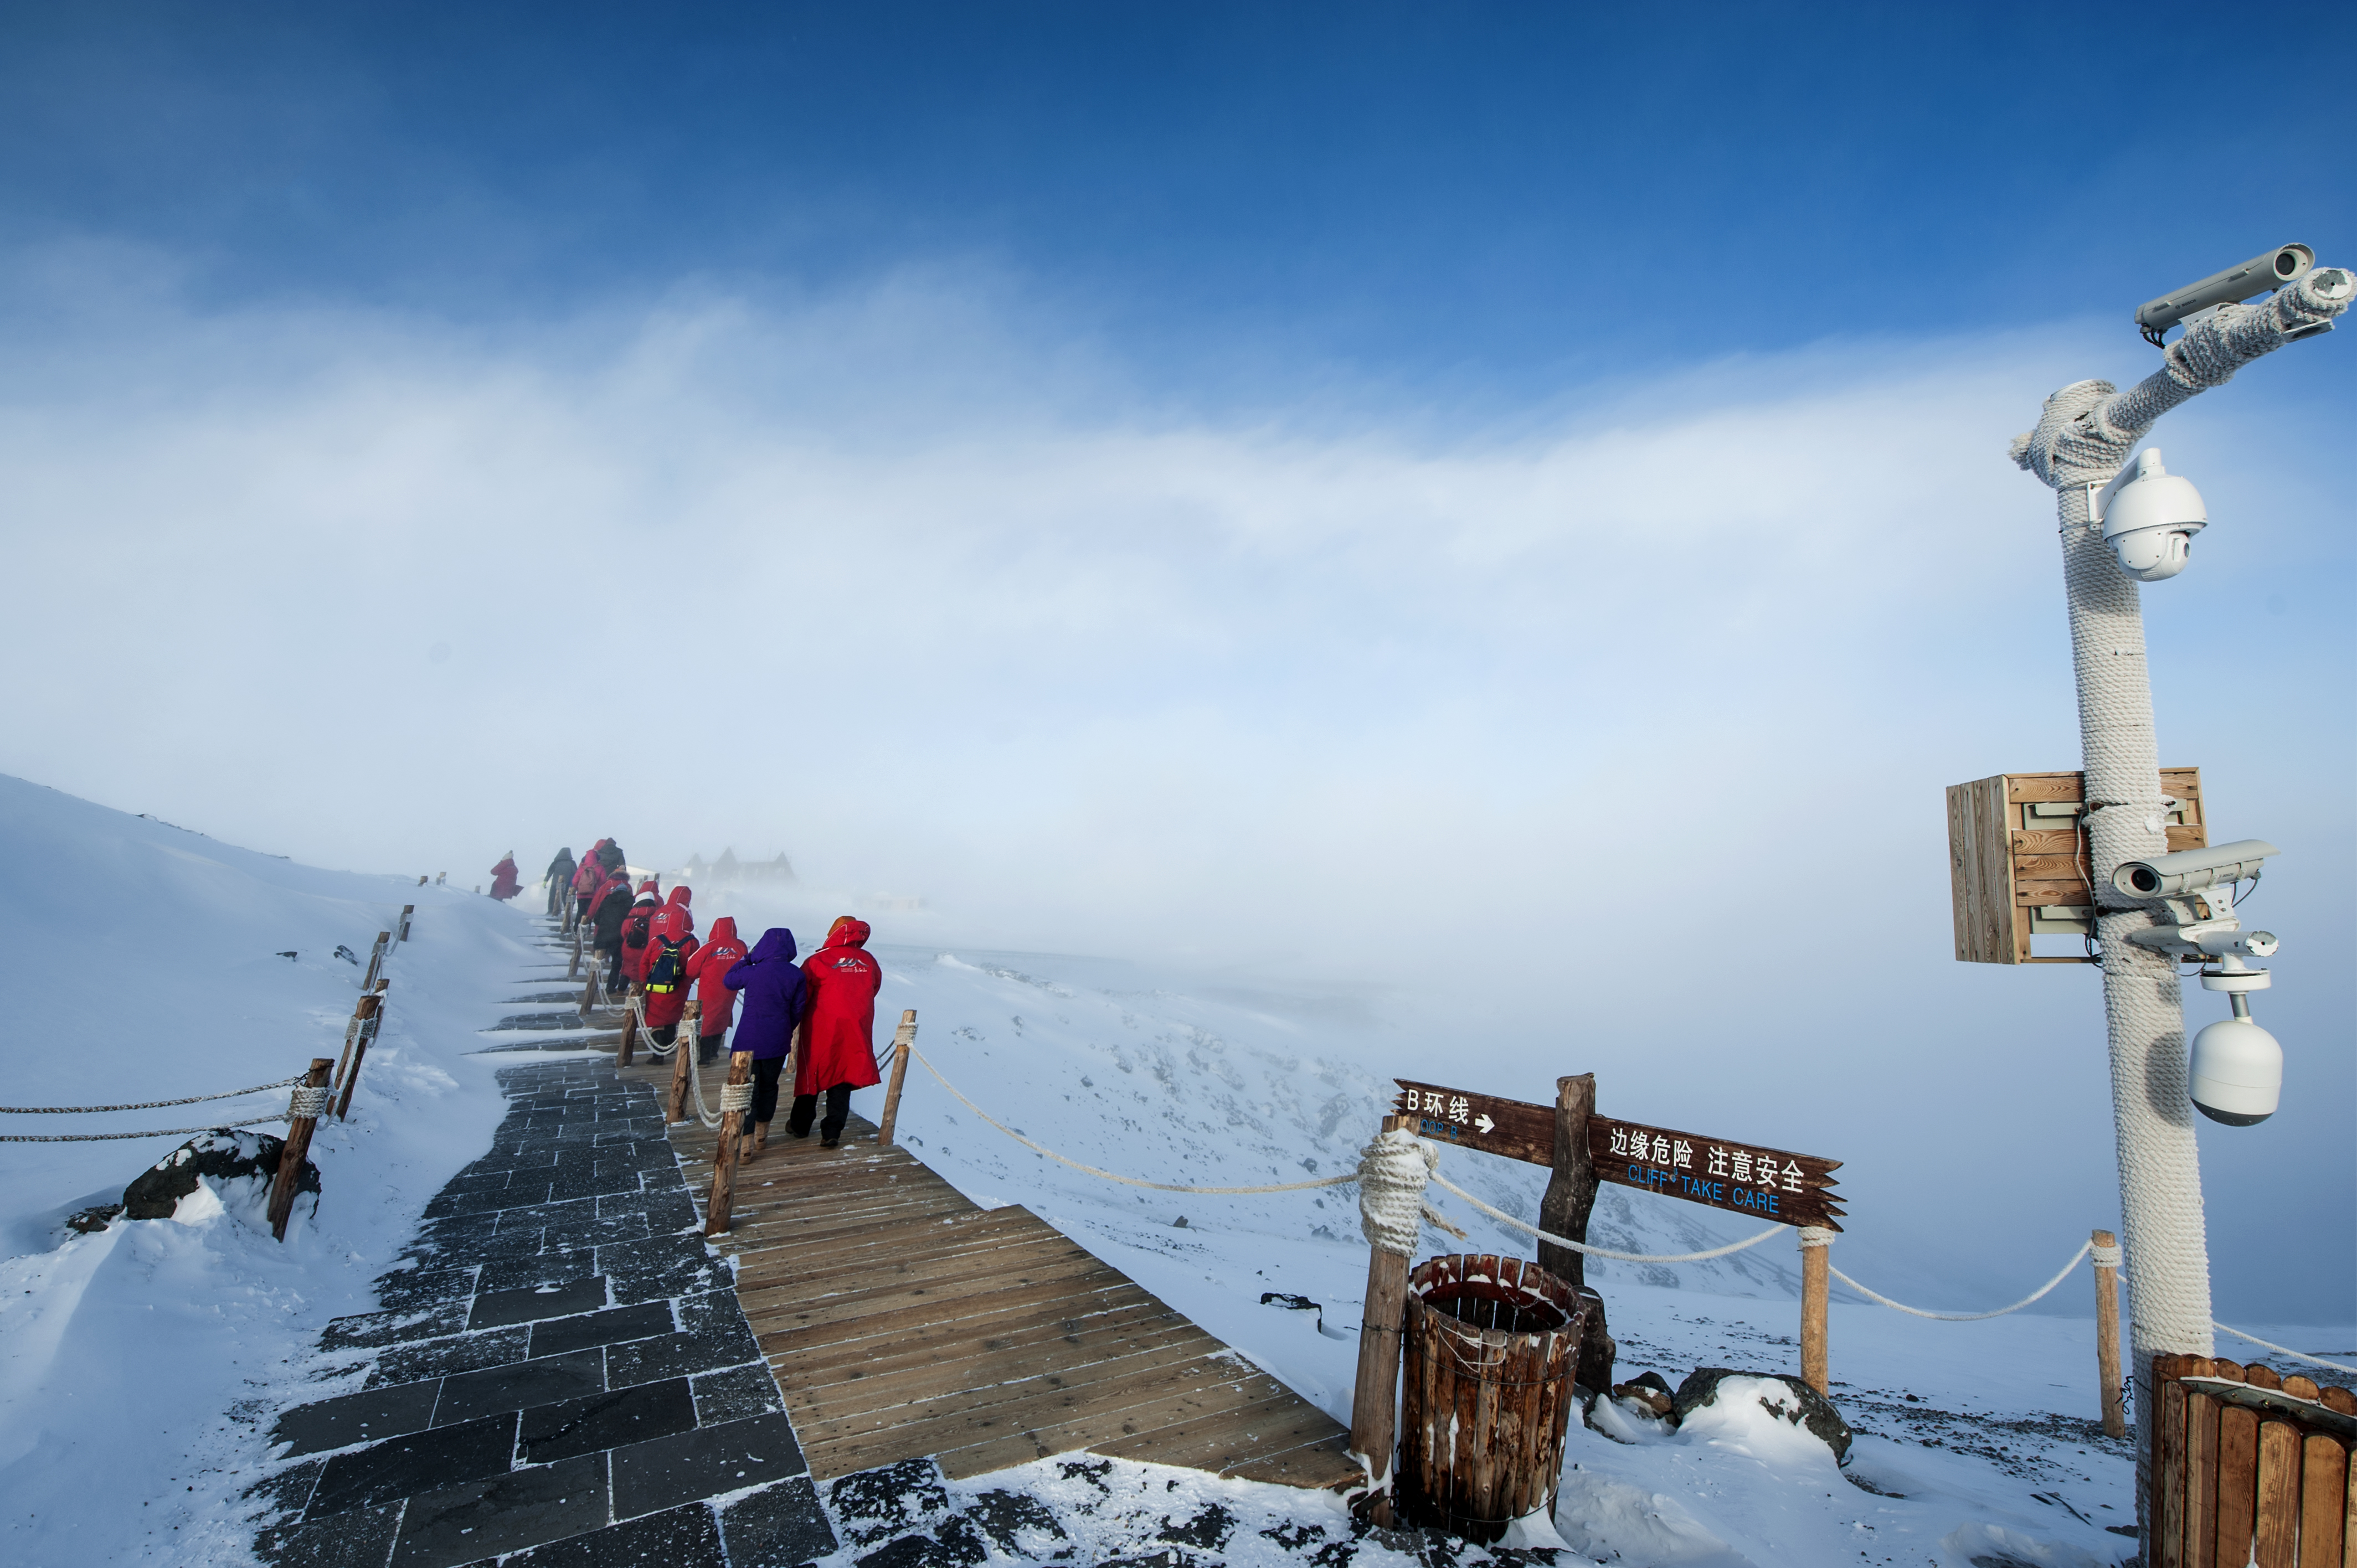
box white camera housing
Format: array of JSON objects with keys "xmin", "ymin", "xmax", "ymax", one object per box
[
  {"xmin": 2135, "ymin": 244, "xmax": 2314, "ymax": 343},
  {"xmin": 2112, "ymin": 838, "xmax": 2277, "ymax": 900},
  {"xmin": 2189, "ymin": 1013, "xmax": 2282, "ymax": 1126},
  {"xmin": 2089, "ymin": 449, "xmax": 2206, "ymax": 581}
]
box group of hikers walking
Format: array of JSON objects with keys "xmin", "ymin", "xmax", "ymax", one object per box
[{"xmin": 539, "ymin": 840, "xmax": 882, "ymax": 1152}]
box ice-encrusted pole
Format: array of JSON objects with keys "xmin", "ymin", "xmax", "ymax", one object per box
[{"xmin": 2008, "ymin": 263, "xmax": 2353, "ymax": 1522}]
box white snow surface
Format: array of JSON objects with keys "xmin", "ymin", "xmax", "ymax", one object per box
[{"xmin": 2, "ymin": 784, "xmax": 2349, "ymax": 1565}]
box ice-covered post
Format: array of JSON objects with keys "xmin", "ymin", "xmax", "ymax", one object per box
[
  {"xmin": 397, "ymin": 904, "xmax": 414, "ymax": 943},
  {"xmin": 2009, "ymin": 262, "xmax": 2353, "ymax": 1510},
  {"xmin": 876, "ymin": 1010, "xmax": 917, "ymax": 1147},
  {"xmin": 1349, "ymin": 1111, "xmax": 1417, "ymax": 1525},
  {"xmin": 335, "ymin": 980, "xmax": 389, "ymax": 1119},
  {"xmin": 269, "ymin": 1059, "xmax": 334, "ymax": 1241},
  {"xmin": 359, "ymin": 931, "xmax": 390, "ymax": 992}
]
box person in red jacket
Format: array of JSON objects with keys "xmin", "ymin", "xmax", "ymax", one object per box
[
  {"xmin": 641, "ymin": 888, "xmax": 701, "ymax": 1051},
  {"xmin": 571, "ymin": 844, "xmax": 608, "ymax": 927},
  {"xmin": 684, "ymin": 915, "xmax": 748, "ymax": 1065},
  {"xmin": 618, "ymin": 885, "xmax": 661, "ymax": 988},
  {"xmin": 792, "ymin": 916, "xmax": 883, "ymax": 1147},
  {"xmin": 488, "ymin": 853, "xmax": 521, "ymax": 901}
]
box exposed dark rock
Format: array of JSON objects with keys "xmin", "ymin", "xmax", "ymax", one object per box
[
  {"xmin": 1157, "ymin": 1503, "xmax": 1235, "ymax": 1549},
  {"xmin": 1673, "ymin": 1366, "xmax": 1852, "ymax": 1463},
  {"xmin": 66, "ymin": 1204, "xmax": 122, "ymax": 1234},
  {"xmin": 122, "ymin": 1130, "xmax": 319, "ymax": 1221},
  {"xmin": 1611, "ymin": 1370, "xmax": 1675, "ymax": 1419}
]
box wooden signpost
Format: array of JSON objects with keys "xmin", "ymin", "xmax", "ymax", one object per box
[{"xmin": 1392, "ymin": 1077, "xmax": 1844, "ymax": 1392}]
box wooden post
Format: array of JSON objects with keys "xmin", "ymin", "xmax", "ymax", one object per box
[
  {"xmin": 616, "ymin": 983, "xmax": 642, "ymax": 1066},
  {"xmin": 397, "ymin": 904, "xmax": 414, "ymax": 943},
  {"xmin": 1536, "ymin": 1072, "xmax": 1614, "ymax": 1393},
  {"xmin": 705, "ymin": 1051, "xmax": 753, "ymax": 1236},
  {"xmin": 569, "ymin": 917, "xmax": 584, "ymax": 978},
  {"xmin": 578, "ymin": 961, "xmax": 599, "ymax": 1017},
  {"xmin": 876, "ymin": 1010, "xmax": 917, "ymax": 1146},
  {"xmin": 1800, "ymin": 1228, "xmax": 1832, "ymax": 1394},
  {"xmin": 1349, "ymin": 1111, "xmax": 1416, "ymax": 1525},
  {"xmin": 269, "ymin": 1058, "xmax": 334, "ymax": 1241},
  {"xmin": 781, "ymin": 1021, "xmax": 802, "ymax": 1115},
  {"xmin": 336, "ymin": 982, "xmax": 389, "ymax": 1120},
  {"xmin": 332, "ymin": 986, "xmax": 386, "ymax": 1117},
  {"xmin": 668, "ymin": 999, "xmax": 700, "ymax": 1124},
  {"xmin": 2092, "ymin": 1229, "xmax": 2127, "ymax": 1438},
  {"xmin": 359, "ymin": 931, "xmax": 390, "ymax": 992}
]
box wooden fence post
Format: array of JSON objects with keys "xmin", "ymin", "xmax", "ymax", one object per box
[
  {"xmin": 569, "ymin": 917, "xmax": 584, "ymax": 978},
  {"xmin": 397, "ymin": 904, "xmax": 414, "ymax": 943},
  {"xmin": 2092, "ymin": 1229, "xmax": 2127, "ymax": 1438},
  {"xmin": 668, "ymin": 999, "xmax": 700, "ymax": 1123},
  {"xmin": 1799, "ymin": 1228, "xmax": 1833, "ymax": 1394},
  {"xmin": 705, "ymin": 1051, "xmax": 753, "ymax": 1236},
  {"xmin": 877, "ymin": 1010, "xmax": 917, "ymax": 1146},
  {"xmin": 1536, "ymin": 1072, "xmax": 1614, "ymax": 1393},
  {"xmin": 269, "ymin": 1058, "xmax": 334, "ymax": 1241},
  {"xmin": 336, "ymin": 981, "xmax": 389, "ymax": 1120},
  {"xmin": 359, "ymin": 931, "xmax": 390, "ymax": 992},
  {"xmin": 1349, "ymin": 1110, "xmax": 1416, "ymax": 1524},
  {"xmin": 616, "ymin": 983, "xmax": 642, "ymax": 1066}
]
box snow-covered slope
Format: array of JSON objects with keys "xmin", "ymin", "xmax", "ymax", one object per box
[{"xmin": 0, "ymin": 775, "xmax": 549, "ymax": 1565}]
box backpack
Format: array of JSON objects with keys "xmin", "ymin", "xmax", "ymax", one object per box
[
  {"xmin": 623, "ymin": 908, "xmax": 653, "ymax": 951},
  {"xmin": 646, "ymin": 936, "xmax": 687, "ymax": 993}
]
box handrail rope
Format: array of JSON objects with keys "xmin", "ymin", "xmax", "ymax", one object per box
[
  {"xmin": 2212, "ymin": 1324, "xmax": 2357, "ymax": 1375},
  {"xmin": 1822, "ymin": 1241, "xmax": 2093, "ymax": 1321},
  {"xmin": 1423, "ymin": 1170, "xmax": 1790, "ymax": 1263},
  {"xmin": 908, "ymin": 1048, "xmax": 1355, "ymax": 1194},
  {"xmin": 1, "ymin": 1114, "xmax": 291, "ymax": 1143},
  {"xmin": 685, "ymin": 1048, "xmax": 725, "ymax": 1131},
  {"xmin": 2, "ymin": 1074, "xmax": 308, "ymax": 1116}
]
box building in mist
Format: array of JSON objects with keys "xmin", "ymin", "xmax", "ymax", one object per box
[{"xmin": 677, "ymin": 848, "xmax": 797, "ymax": 888}]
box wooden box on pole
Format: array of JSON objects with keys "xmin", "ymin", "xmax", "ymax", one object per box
[
  {"xmin": 1946, "ymin": 767, "xmax": 2205, "ymax": 964},
  {"xmin": 704, "ymin": 1051, "xmax": 753, "ymax": 1236},
  {"xmin": 876, "ymin": 1010, "xmax": 917, "ymax": 1147},
  {"xmin": 269, "ymin": 1059, "xmax": 334, "ymax": 1242}
]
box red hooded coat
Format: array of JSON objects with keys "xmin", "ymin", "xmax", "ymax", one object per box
[
  {"xmin": 651, "ymin": 886, "xmax": 694, "ymax": 946},
  {"xmin": 644, "ymin": 926, "xmax": 702, "ymax": 1030},
  {"xmin": 489, "ymin": 856, "xmax": 521, "ymax": 900},
  {"xmin": 620, "ymin": 891, "xmax": 660, "ymax": 983},
  {"xmin": 573, "ymin": 849, "xmax": 605, "ymax": 898},
  {"xmin": 685, "ymin": 916, "xmax": 748, "ymax": 1035},
  {"xmin": 796, "ymin": 919, "xmax": 883, "ymax": 1096}
]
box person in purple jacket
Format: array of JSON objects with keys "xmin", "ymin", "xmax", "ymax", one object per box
[{"xmin": 721, "ymin": 927, "xmax": 806, "ymax": 1159}]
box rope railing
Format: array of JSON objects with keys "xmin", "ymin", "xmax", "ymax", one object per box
[
  {"xmin": 1823, "ymin": 1240, "xmax": 2096, "ymax": 1321},
  {"xmin": 1, "ymin": 1075, "xmax": 309, "ymax": 1116},
  {"xmin": 2211, "ymin": 1324, "xmax": 2357, "ymax": 1376},
  {"xmin": 0, "ymin": 1113, "xmax": 296, "ymax": 1144}
]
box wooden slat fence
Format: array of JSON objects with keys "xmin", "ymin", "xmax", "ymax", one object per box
[{"xmin": 2150, "ymin": 1353, "xmax": 2356, "ymax": 1567}]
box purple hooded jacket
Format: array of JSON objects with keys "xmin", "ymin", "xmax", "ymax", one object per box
[{"xmin": 721, "ymin": 927, "xmax": 805, "ymax": 1059}]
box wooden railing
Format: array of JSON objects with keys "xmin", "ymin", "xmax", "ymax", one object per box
[{"xmin": 2151, "ymin": 1352, "xmax": 2355, "ymax": 1566}]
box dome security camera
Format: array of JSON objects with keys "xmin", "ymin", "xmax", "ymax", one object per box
[
  {"xmin": 2188, "ymin": 960, "xmax": 2280, "ymax": 1126},
  {"xmin": 2088, "ymin": 450, "xmax": 2206, "ymax": 581}
]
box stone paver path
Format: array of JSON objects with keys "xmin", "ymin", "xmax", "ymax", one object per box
[{"xmin": 251, "ymin": 1057, "xmax": 836, "ymax": 1567}]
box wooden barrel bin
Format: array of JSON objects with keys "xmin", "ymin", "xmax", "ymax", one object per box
[{"xmin": 1397, "ymin": 1254, "xmax": 1587, "ymax": 1543}]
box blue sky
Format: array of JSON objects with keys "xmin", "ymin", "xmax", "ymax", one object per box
[
  {"xmin": 0, "ymin": 4, "xmax": 2350, "ymax": 1318},
  {"xmin": 6, "ymin": 3, "xmax": 2351, "ymax": 395}
]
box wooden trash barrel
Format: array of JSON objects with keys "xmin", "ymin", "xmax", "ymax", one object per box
[{"xmin": 1397, "ymin": 1253, "xmax": 1587, "ymax": 1543}]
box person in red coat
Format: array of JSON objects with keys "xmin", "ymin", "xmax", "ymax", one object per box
[
  {"xmin": 792, "ymin": 916, "xmax": 883, "ymax": 1147},
  {"xmin": 641, "ymin": 886, "xmax": 700, "ymax": 1045},
  {"xmin": 488, "ymin": 853, "xmax": 521, "ymax": 901},
  {"xmin": 618, "ymin": 886, "xmax": 661, "ymax": 987},
  {"xmin": 684, "ymin": 915, "xmax": 748, "ymax": 1065},
  {"xmin": 571, "ymin": 844, "xmax": 607, "ymax": 926}
]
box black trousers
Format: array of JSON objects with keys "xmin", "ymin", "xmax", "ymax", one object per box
[
  {"xmin": 789, "ymin": 1083, "xmax": 853, "ymax": 1142},
  {"xmin": 750, "ymin": 1056, "xmax": 788, "ymax": 1126},
  {"xmin": 697, "ymin": 1031, "xmax": 726, "ymax": 1066},
  {"xmin": 648, "ymin": 1023, "xmax": 677, "ymax": 1049},
  {"xmin": 603, "ymin": 944, "xmax": 625, "ymax": 989}
]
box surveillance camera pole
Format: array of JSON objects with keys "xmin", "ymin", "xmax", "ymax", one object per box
[{"xmin": 2009, "ymin": 265, "xmax": 2353, "ymax": 1523}]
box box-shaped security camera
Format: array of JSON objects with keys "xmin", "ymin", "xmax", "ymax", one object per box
[{"xmin": 1946, "ymin": 768, "xmax": 2205, "ymax": 964}]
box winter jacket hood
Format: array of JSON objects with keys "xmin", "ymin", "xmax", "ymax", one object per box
[
  {"xmin": 744, "ymin": 927, "xmax": 799, "ymax": 965},
  {"xmin": 822, "ymin": 918, "xmax": 871, "ymax": 950},
  {"xmin": 723, "ymin": 927, "xmax": 806, "ymax": 1060}
]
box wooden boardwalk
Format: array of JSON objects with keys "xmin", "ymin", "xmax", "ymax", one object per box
[{"xmin": 614, "ymin": 1055, "xmax": 1359, "ymax": 1489}]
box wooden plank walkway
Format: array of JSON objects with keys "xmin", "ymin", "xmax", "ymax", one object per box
[{"xmin": 614, "ymin": 1054, "xmax": 1359, "ymax": 1490}]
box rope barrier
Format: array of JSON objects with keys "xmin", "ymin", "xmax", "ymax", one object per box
[
  {"xmin": 2212, "ymin": 1324, "xmax": 2357, "ymax": 1376},
  {"xmin": 1, "ymin": 1075, "xmax": 308, "ymax": 1115},
  {"xmin": 0, "ymin": 1115, "xmax": 289, "ymax": 1143},
  {"xmin": 909, "ymin": 1048, "xmax": 1357, "ymax": 1194},
  {"xmin": 685, "ymin": 1052, "xmax": 725, "ymax": 1131},
  {"xmin": 1424, "ymin": 1170, "xmax": 1790, "ymax": 1264},
  {"xmin": 1822, "ymin": 1241, "xmax": 2094, "ymax": 1321},
  {"xmin": 719, "ymin": 1081, "xmax": 755, "ymax": 1115}
]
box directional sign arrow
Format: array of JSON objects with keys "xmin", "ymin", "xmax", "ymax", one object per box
[{"xmin": 1473, "ymin": 1113, "xmax": 1495, "ymax": 1134}]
